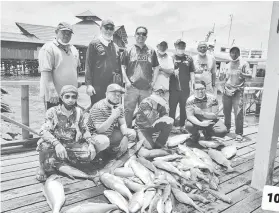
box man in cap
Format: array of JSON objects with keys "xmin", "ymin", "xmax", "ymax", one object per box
[
  {"xmin": 85, "ymin": 19, "xmax": 122, "ymax": 108},
  {"xmin": 193, "ymin": 41, "xmax": 217, "ymax": 95},
  {"xmin": 87, "ymin": 84, "xmax": 136, "ymax": 159},
  {"xmin": 121, "ymin": 26, "xmax": 160, "ymax": 128},
  {"xmin": 186, "ymin": 81, "xmax": 227, "ymax": 142},
  {"xmin": 169, "ymin": 39, "xmax": 195, "ymax": 133},
  {"xmin": 135, "ymin": 87, "xmax": 174, "ymax": 150},
  {"xmin": 223, "ymin": 46, "xmax": 252, "ymax": 141},
  {"xmin": 153, "ymin": 39, "xmax": 174, "ymax": 102},
  {"xmin": 39, "ymin": 22, "xmax": 80, "ymax": 110},
  {"xmin": 36, "ymin": 85, "xmax": 96, "ymax": 182}
]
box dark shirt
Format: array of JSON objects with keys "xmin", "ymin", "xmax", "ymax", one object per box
[
  {"xmin": 121, "ymin": 44, "xmax": 159, "ymax": 90},
  {"xmin": 85, "ymin": 39, "xmax": 122, "ymax": 89},
  {"xmin": 170, "ymin": 54, "xmax": 195, "ymax": 92}
]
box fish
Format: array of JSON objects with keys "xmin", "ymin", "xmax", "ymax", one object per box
[
  {"xmin": 138, "ymin": 147, "xmax": 170, "ymax": 159},
  {"xmin": 172, "ymin": 188, "xmax": 204, "ymax": 213},
  {"xmin": 128, "ymin": 176, "xmax": 144, "ymax": 184},
  {"xmin": 187, "ymin": 193, "xmax": 210, "ymax": 204},
  {"xmin": 124, "ymin": 155, "xmax": 137, "ymax": 168},
  {"xmin": 221, "ymin": 145, "xmax": 237, "ymax": 159},
  {"xmin": 58, "ymin": 165, "xmax": 92, "ymax": 180},
  {"xmin": 198, "ymin": 140, "xmax": 224, "ymax": 149},
  {"xmin": 205, "ymin": 188, "xmax": 233, "ymax": 204},
  {"xmin": 177, "ymin": 144, "xmax": 196, "ymax": 158},
  {"xmin": 153, "ymin": 154, "xmax": 183, "ymax": 162},
  {"xmin": 148, "ymin": 189, "xmax": 162, "ymax": 213},
  {"xmin": 104, "ymin": 190, "xmax": 129, "ymax": 213},
  {"xmin": 65, "ymin": 203, "xmax": 119, "ymax": 213},
  {"xmin": 157, "ymin": 169, "xmax": 181, "ymax": 189},
  {"xmin": 180, "ymin": 157, "xmax": 213, "ymax": 173},
  {"xmin": 162, "ymin": 184, "xmax": 172, "ymax": 203},
  {"xmin": 42, "ymin": 174, "xmax": 65, "ymax": 213},
  {"xmin": 123, "ymin": 178, "xmax": 145, "ymax": 192},
  {"xmin": 191, "ymin": 168, "xmax": 210, "ymax": 183},
  {"xmin": 164, "ymin": 197, "xmax": 173, "ymax": 213},
  {"xmin": 153, "ymin": 160, "xmax": 182, "ymax": 177},
  {"xmin": 130, "ymin": 159, "xmax": 153, "ymax": 184},
  {"xmin": 184, "ymin": 186, "xmax": 192, "ymax": 193},
  {"xmin": 128, "ymin": 189, "xmax": 145, "ymax": 213},
  {"xmin": 208, "ymin": 173, "xmax": 219, "ymax": 190},
  {"xmin": 141, "ymin": 188, "xmax": 156, "ymax": 213},
  {"xmin": 113, "ymin": 167, "xmax": 135, "ymax": 177},
  {"xmin": 192, "ymin": 148, "xmax": 214, "ymax": 165},
  {"xmin": 208, "ymin": 149, "xmax": 234, "ymax": 172},
  {"xmin": 166, "ymin": 134, "xmax": 191, "ymax": 147},
  {"xmin": 137, "ymin": 157, "xmax": 158, "ymax": 174},
  {"xmin": 157, "ymin": 198, "xmax": 165, "ymax": 213},
  {"xmin": 180, "ymin": 179, "xmax": 203, "ymax": 191},
  {"xmin": 100, "ymin": 173, "xmax": 132, "ymax": 200}
]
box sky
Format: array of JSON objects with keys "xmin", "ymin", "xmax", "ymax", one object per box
[{"xmin": 0, "ymin": 1, "xmax": 273, "ymax": 50}]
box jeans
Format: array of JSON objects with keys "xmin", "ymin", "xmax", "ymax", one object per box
[
  {"xmin": 169, "ymin": 90, "xmax": 190, "ymax": 127},
  {"xmin": 124, "ymin": 85, "xmax": 152, "ymax": 128},
  {"xmin": 185, "ymin": 119, "xmax": 227, "ymax": 142},
  {"xmin": 137, "ymin": 117, "xmax": 173, "ymax": 149},
  {"xmin": 222, "ymin": 90, "xmax": 244, "ymax": 135}
]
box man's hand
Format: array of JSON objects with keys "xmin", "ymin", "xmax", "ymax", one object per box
[
  {"xmin": 200, "ymin": 120, "xmax": 215, "ymax": 127},
  {"xmin": 123, "ymin": 128, "xmax": 136, "ymax": 141},
  {"xmin": 86, "ymin": 85, "xmax": 96, "ymax": 96},
  {"xmin": 116, "ymin": 139, "xmax": 128, "ymax": 158},
  {"xmin": 111, "ymin": 106, "xmax": 122, "ymax": 120},
  {"xmin": 49, "ymin": 87, "xmax": 59, "ymax": 104},
  {"xmin": 174, "ymin": 69, "xmax": 179, "ymax": 76},
  {"xmin": 88, "ymin": 143, "xmax": 96, "ymax": 160},
  {"xmin": 55, "ymin": 143, "xmax": 68, "ymax": 159}
]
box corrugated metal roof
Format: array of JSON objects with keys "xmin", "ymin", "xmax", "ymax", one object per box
[{"xmin": 0, "ymin": 32, "xmax": 45, "ymax": 44}]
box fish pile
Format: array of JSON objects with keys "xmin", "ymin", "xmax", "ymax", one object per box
[{"xmin": 42, "ymin": 135, "xmax": 238, "ymax": 213}]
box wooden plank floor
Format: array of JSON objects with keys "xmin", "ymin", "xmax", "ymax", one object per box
[{"xmin": 1, "ymin": 125, "xmax": 279, "ymax": 213}]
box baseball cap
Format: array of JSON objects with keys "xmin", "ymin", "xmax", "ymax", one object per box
[
  {"xmin": 157, "ymin": 39, "xmax": 168, "ymax": 46},
  {"xmin": 60, "ymin": 85, "xmax": 78, "ymax": 97},
  {"xmin": 56, "ymin": 22, "xmax": 74, "ymax": 33},
  {"xmin": 106, "ymin": 84, "xmax": 125, "ymax": 94},
  {"xmin": 197, "ymin": 41, "xmax": 208, "ymax": 48},
  {"xmin": 174, "ymin": 39, "xmax": 186, "ymax": 46},
  {"xmin": 101, "ymin": 19, "xmax": 115, "ymax": 27}
]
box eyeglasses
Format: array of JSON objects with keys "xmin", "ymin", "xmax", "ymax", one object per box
[
  {"xmin": 64, "ymin": 95, "xmax": 77, "ymax": 99},
  {"xmin": 104, "ymin": 26, "xmax": 114, "ymax": 31},
  {"xmin": 136, "ymin": 32, "xmax": 147, "ymax": 36}
]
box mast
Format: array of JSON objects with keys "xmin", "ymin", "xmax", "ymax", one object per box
[{"xmin": 227, "ymin": 14, "xmax": 233, "ymax": 45}]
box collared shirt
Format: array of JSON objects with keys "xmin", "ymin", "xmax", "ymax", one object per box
[
  {"xmin": 153, "ymin": 52, "xmax": 174, "ymax": 91},
  {"xmin": 186, "ymin": 93, "xmax": 218, "ymax": 120},
  {"xmin": 87, "ymin": 99, "xmax": 124, "ymax": 136},
  {"xmin": 39, "ymin": 39, "xmax": 79, "ymax": 101},
  {"xmin": 39, "ymin": 105, "xmax": 91, "ymax": 146},
  {"xmin": 121, "ymin": 44, "xmax": 159, "ymax": 90},
  {"xmin": 170, "ymin": 53, "xmax": 195, "ymax": 92}
]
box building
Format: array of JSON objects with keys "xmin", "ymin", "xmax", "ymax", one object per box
[{"xmin": 1, "ymin": 10, "xmax": 128, "ymax": 76}]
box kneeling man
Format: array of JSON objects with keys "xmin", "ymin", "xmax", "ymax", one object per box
[
  {"xmin": 87, "ymin": 84, "xmax": 136, "ymax": 159},
  {"xmin": 186, "ymin": 80, "xmax": 227, "ymax": 142}
]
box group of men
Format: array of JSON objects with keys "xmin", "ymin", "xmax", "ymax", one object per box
[{"xmin": 36, "ymin": 19, "xmax": 252, "ymax": 181}]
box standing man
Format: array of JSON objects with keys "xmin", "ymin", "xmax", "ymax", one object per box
[
  {"xmin": 153, "ymin": 40, "xmax": 174, "ymax": 102},
  {"xmin": 39, "ymin": 22, "xmax": 79, "ymax": 110},
  {"xmin": 121, "ymin": 26, "xmax": 160, "ymax": 128},
  {"xmin": 193, "ymin": 41, "xmax": 217, "ymax": 95},
  {"xmin": 223, "ymin": 46, "xmax": 252, "ymax": 141},
  {"xmin": 85, "ymin": 19, "xmax": 122, "ymax": 107},
  {"xmin": 169, "ymin": 39, "xmax": 195, "ymax": 133}
]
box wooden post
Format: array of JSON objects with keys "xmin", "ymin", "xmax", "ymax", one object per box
[
  {"xmin": 251, "ymin": 2, "xmax": 279, "ymax": 191},
  {"xmin": 21, "ymin": 85, "xmax": 30, "ymax": 139}
]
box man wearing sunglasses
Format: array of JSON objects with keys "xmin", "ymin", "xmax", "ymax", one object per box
[
  {"xmin": 85, "ymin": 19, "xmax": 122, "ymax": 108},
  {"xmin": 39, "ymin": 22, "xmax": 80, "ymax": 110},
  {"xmin": 185, "ymin": 81, "xmax": 227, "ymax": 142},
  {"xmin": 36, "ymin": 85, "xmax": 97, "ymax": 182},
  {"xmin": 121, "ymin": 26, "xmax": 160, "ymax": 128}
]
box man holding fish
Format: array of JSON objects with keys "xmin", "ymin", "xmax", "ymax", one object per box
[{"xmin": 185, "ymin": 80, "xmax": 227, "ymax": 142}]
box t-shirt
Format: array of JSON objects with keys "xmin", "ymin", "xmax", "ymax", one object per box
[
  {"xmin": 87, "ymin": 99, "xmax": 124, "ymax": 136},
  {"xmin": 186, "ymin": 94, "xmax": 218, "ymax": 121},
  {"xmin": 193, "ymin": 54, "xmax": 216, "ymax": 88},
  {"xmin": 121, "ymin": 44, "xmax": 159, "ymax": 90},
  {"xmin": 153, "ymin": 52, "xmax": 174, "ymax": 91},
  {"xmin": 39, "ymin": 39, "xmax": 79, "ymax": 101}
]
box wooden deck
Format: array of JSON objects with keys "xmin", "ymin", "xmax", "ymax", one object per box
[{"xmin": 1, "ymin": 125, "xmax": 279, "ymax": 213}]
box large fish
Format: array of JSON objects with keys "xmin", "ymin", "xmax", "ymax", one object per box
[
  {"xmin": 128, "ymin": 189, "xmax": 145, "ymax": 213},
  {"xmin": 123, "ymin": 178, "xmax": 145, "ymax": 192},
  {"xmin": 130, "ymin": 159, "xmax": 153, "ymax": 184},
  {"xmin": 65, "ymin": 203, "xmax": 119, "ymax": 213},
  {"xmin": 208, "ymin": 149, "xmax": 234, "ymax": 172},
  {"xmin": 42, "ymin": 174, "xmax": 65, "ymax": 213},
  {"xmin": 172, "ymin": 188, "xmax": 204, "ymax": 213},
  {"xmin": 137, "ymin": 157, "xmax": 158, "ymax": 174},
  {"xmin": 157, "ymin": 169, "xmax": 181, "ymax": 189},
  {"xmin": 153, "ymin": 154, "xmax": 183, "ymax": 162},
  {"xmin": 198, "ymin": 140, "xmax": 224, "ymax": 149},
  {"xmin": 164, "ymin": 197, "xmax": 173, "ymax": 213},
  {"xmin": 180, "ymin": 157, "xmax": 213, "ymax": 173},
  {"xmin": 205, "ymin": 188, "xmax": 233, "ymax": 204},
  {"xmin": 141, "ymin": 188, "xmax": 156, "ymax": 213},
  {"xmin": 124, "ymin": 155, "xmax": 137, "ymax": 168},
  {"xmin": 153, "ymin": 161, "xmax": 182, "ymax": 177},
  {"xmin": 148, "ymin": 189, "xmax": 162, "ymax": 213},
  {"xmin": 104, "ymin": 190, "xmax": 129, "ymax": 213},
  {"xmin": 58, "ymin": 165, "xmax": 92, "ymax": 180},
  {"xmin": 162, "ymin": 184, "xmax": 172, "ymax": 203},
  {"xmin": 166, "ymin": 134, "xmax": 191, "ymax": 147},
  {"xmin": 177, "ymin": 144, "xmax": 196, "ymax": 158},
  {"xmin": 192, "ymin": 148, "xmax": 214, "ymax": 165},
  {"xmin": 113, "ymin": 167, "xmax": 135, "ymax": 177},
  {"xmin": 221, "ymin": 145, "xmax": 237, "ymax": 159},
  {"xmin": 191, "ymin": 168, "xmax": 210, "ymax": 183},
  {"xmin": 138, "ymin": 147, "xmax": 170, "ymax": 159},
  {"xmin": 187, "ymin": 193, "xmax": 210, "ymax": 204},
  {"xmin": 100, "ymin": 173, "xmax": 132, "ymax": 200},
  {"xmin": 157, "ymin": 198, "xmax": 165, "ymax": 213}
]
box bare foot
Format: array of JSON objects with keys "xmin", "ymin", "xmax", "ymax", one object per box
[{"xmin": 36, "ymin": 167, "xmax": 47, "ymax": 182}]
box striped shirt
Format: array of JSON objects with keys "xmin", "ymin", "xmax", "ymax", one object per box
[{"xmin": 87, "ymin": 99, "xmax": 124, "ymax": 136}]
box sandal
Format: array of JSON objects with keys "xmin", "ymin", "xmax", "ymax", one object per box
[
  {"xmin": 235, "ymin": 135, "xmax": 243, "ymax": 141},
  {"xmin": 36, "ymin": 168, "xmax": 47, "ymax": 182}
]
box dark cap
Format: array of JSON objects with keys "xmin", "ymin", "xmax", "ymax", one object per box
[
  {"xmin": 56, "ymin": 22, "xmax": 74, "ymax": 33},
  {"xmin": 101, "ymin": 19, "xmax": 115, "ymax": 27},
  {"xmin": 230, "ymin": 46, "xmax": 240, "ymax": 53},
  {"xmin": 106, "ymin": 84, "xmax": 125, "ymax": 94},
  {"xmin": 174, "ymin": 39, "xmax": 186, "ymax": 46},
  {"xmin": 60, "ymin": 85, "xmax": 78, "ymax": 97},
  {"xmin": 157, "ymin": 39, "xmax": 168, "ymax": 46}
]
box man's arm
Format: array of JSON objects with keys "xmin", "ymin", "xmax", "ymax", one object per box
[
  {"xmin": 160, "ymin": 67, "xmax": 174, "ymax": 75},
  {"xmin": 85, "ymin": 42, "xmax": 95, "ymax": 86},
  {"xmin": 186, "ymin": 107, "xmax": 203, "ymax": 126},
  {"xmin": 241, "ymin": 62, "xmax": 253, "ymax": 78},
  {"xmin": 152, "ymin": 66, "xmax": 160, "ymax": 86},
  {"xmin": 121, "ymin": 50, "xmax": 131, "ymax": 85}
]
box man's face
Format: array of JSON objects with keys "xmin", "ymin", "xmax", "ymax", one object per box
[
  {"xmin": 194, "ymin": 83, "xmax": 206, "ymax": 99},
  {"xmin": 157, "ymin": 42, "xmax": 168, "ymax": 53},
  {"xmin": 230, "ymin": 48, "xmax": 240, "ymax": 60},
  {"xmin": 61, "ymin": 92, "xmax": 77, "ymax": 110},
  {"xmin": 135, "ymin": 28, "xmax": 147, "ymax": 44},
  {"xmin": 175, "ymin": 43, "xmax": 186, "ymax": 55},
  {"xmin": 198, "ymin": 45, "xmax": 208, "ymax": 54},
  {"xmin": 107, "ymin": 91, "xmax": 122, "ymax": 105},
  {"xmin": 56, "ymin": 30, "xmax": 72, "ymax": 44},
  {"xmin": 101, "ymin": 24, "xmax": 115, "ymax": 38}
]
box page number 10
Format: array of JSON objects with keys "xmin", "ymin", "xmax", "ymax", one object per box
[
  {"xmin": 262, "ymin": 186, "xmax": 279, "ymax": 211},
  {"xmin": 268, "ymin": 193, "xmax": 279, "ymax": 203}
]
